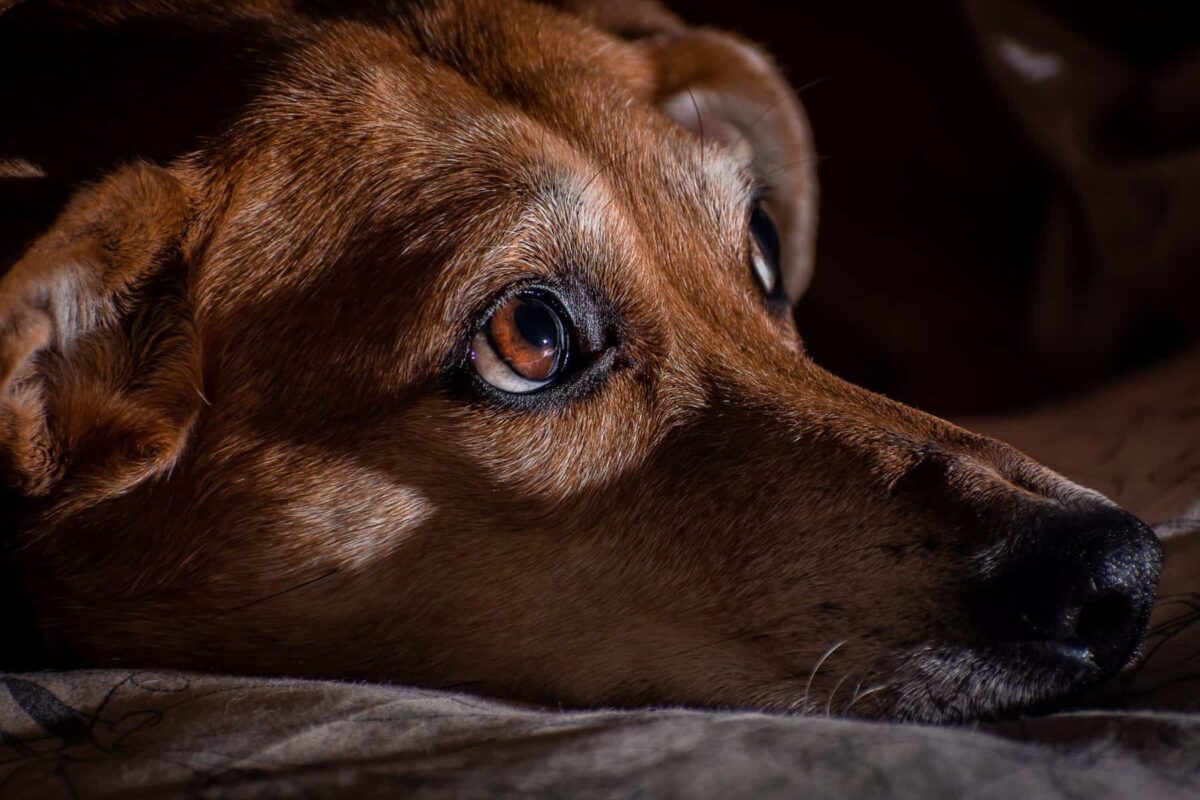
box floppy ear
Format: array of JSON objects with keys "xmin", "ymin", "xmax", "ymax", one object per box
[
  {"xmin": 0, "ymin": 163, "xmax": 200, "ymax": 502},
  {"xmin": 549, "ymin": 2, "xmax": 822, "ymax": 299},
  {"xmin": 648, "ymin": 30, "xmax": 820, "ymax": 301},
  {"xmin": 554, "ymin": 1, "xmax": 819, "ymax": 299}
]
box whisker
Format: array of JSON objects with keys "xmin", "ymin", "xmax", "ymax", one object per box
[
  {"xmin": 845, "ymin": 684, "xmax": 888, "ymax": 714},
  {"xmin": 826, "ymin": 668, "xmax": 857, "ymax": 717},
  {"xmin": 740, "ymin": 97, "xmax": 788, "ymax": 140},
  {"xmin": 760, "ymin": 154, "xmax": 830, "ymax": 182},
  {"xmin": 841, "ymin": 656, "xmax": 885, "ymax": 715},
  {"xmin": 793, "ymin": 76, "xmax": 829, "ymax": 96},
  {"xmin": 208, "ymin": 569, "xmax": 339, "ymax": 621},
  {"xmin": 803, "ymin": 639, "xmax": 846, "ymax": 709},
  {"xmin": 687, "ymin": 87, "xmax": 707, "ymax": 178},
  {"xmin": 577, "ymin": 144, "xmax": 637, "ymax": 203}
]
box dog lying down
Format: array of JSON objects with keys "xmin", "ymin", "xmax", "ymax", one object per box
[{"xmin": 0, "ymin": 0, "xmax": 1163, "ymax": 724}]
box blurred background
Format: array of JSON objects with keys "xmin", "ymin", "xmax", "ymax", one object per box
[{"xmin": 676, "ymin": 0, "xmax": 1200, "ymax": 415}]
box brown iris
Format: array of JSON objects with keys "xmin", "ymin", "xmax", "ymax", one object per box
[{"xmin": 486, "ymin": 294, "xmax": 565, "ymax": 383}]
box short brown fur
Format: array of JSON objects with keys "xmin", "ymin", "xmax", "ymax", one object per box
[{"xmin": 0, "ymin": 0, "xmax": 1158, "ymax": 722}]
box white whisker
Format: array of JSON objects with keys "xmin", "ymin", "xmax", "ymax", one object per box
[
  {"xmin": 802, "ymin": 640, "xmax": 846, "ymax": 710},
  {"xmin": 826, "ymin": 668, "xmax": 857, "ymax": 717},
  {"xmin": 846, "ymin": 684, "xmax": 888, "ymax": 713}
]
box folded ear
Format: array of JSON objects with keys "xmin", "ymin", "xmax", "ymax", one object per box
[
  {"xmin": 548, "ymin": 2, "xmax": 820, "ymax": 299},
  {"xmin": 649, "ymin": 30, "xmax": 820, "ymax": 301},
  {"xmin": 0, "ymin": 163, "xmax": 200, "ymax": 502},
  {"xmin": 552, "ymin": 1, "xmax": 819, "ymax": 299}
]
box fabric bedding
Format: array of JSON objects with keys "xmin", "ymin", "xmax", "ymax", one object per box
[
  {"xmin": 2, "ymin": 350, "xmax": 1198, "ymax": 799},
  {"xmin": 2, "ymin": 670, "xmax": 1199, "ymax": 800}
]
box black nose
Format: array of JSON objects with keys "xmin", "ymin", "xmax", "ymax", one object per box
[{"xmin": 977, "ymin": 504, "xmax": 1163, "ymax": 677}]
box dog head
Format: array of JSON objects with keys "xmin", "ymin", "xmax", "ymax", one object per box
[{"xmin": 0, "ymin": 0, "xmax": 1161, "ymax": 722}]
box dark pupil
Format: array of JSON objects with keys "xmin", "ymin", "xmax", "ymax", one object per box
[
  {"xmin": 750, "ymin": 203, "xmax": 781, "ymax": 269},
  {"xmin": 513, "ymin": 297, "xmax": 559, "ymax": 350}
]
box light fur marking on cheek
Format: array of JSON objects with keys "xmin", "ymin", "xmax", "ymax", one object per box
[
  {"xmin": 316, "ymin": 484, "xmax": 434, "ymax": 571},
  {"xmin": 261, "ymin": 443, "xmax": 437, "ymax": 570}
]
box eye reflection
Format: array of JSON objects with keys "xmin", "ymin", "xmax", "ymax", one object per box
[{"xmin": 471, "ymin": 291, "xmax": 568, "ymax": 394}]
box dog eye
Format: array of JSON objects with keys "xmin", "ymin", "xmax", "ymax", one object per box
[
  {"xmin": 749, "ymin": 201, "xmax": 783, "ymax": 298},
  {"xmin": 470, "ymin": 291, "xmax": 568, "ymax": 393}
]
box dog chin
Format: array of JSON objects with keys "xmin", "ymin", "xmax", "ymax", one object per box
[{"xmin": 865, "ymin": 642, "xmax": 1110, "ymax": 724}]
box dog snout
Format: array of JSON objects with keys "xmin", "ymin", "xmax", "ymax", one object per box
[{"xmin": 976, "ymin": 504, "xmax": 1163, "ymax": 677}]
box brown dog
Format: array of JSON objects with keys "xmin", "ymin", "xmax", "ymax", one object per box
[{"xmin": 0, "ymin": 0, "xmax": 1162, "ymax": 723}]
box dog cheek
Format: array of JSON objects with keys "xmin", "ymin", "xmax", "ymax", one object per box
[{"xmin": 454, "ymin": 385, "xmax": 665, "ymax": 503}]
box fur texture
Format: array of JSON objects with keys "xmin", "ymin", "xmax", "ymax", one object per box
[{"xmin": 0, "ymin": 0, "xmax": 1160, "ymax": 722}]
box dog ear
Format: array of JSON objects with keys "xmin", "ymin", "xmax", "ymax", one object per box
[
  {"xmin": 558, "ymin": 1, "xmax": 819, "ymax": 299},
  {"xmin": 0, "ymin": 163, "xmax": 200, "ymax": 502},
  {"xmin": 648, "ymin": 30, "xmax": 820, "ymax": 301}
]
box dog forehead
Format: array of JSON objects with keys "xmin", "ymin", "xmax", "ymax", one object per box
[
  {"xmin": 297, "ymin": 7, "xmax": 752, "ymax": 214},
  {"xmin": 219, "ymin": 12, "xmax": 754, "ymax": 296}
]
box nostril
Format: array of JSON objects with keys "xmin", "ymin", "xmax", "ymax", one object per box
[
  {"xmin": 975, "ymin": 504, "xmax": 1163, "ymax": 678},
  {"xmin": 1068, "ymin": 586, "xmax": 1142, "ymax": 674},
  {"xmin": 1075, "ymin": 592, "xmax": 1135, "ymax": 657}
]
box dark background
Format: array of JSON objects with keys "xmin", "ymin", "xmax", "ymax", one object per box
[{"xmin": 674, "ymin": 1, "xmax": 1198, "ymax": 415}]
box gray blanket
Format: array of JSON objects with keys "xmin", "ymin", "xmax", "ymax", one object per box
[
  {"xmin": 1, "ymin": 670, "xmax": 1198, "ymax": 800},
  {"xmin": 3, "ymin": 353, "xmax": 1199, "ymax": 799}
]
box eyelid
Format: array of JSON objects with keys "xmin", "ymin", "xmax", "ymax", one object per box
[{"xmin": 749, "ymin": 182, "xmax": 774, "ymax": 212}]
